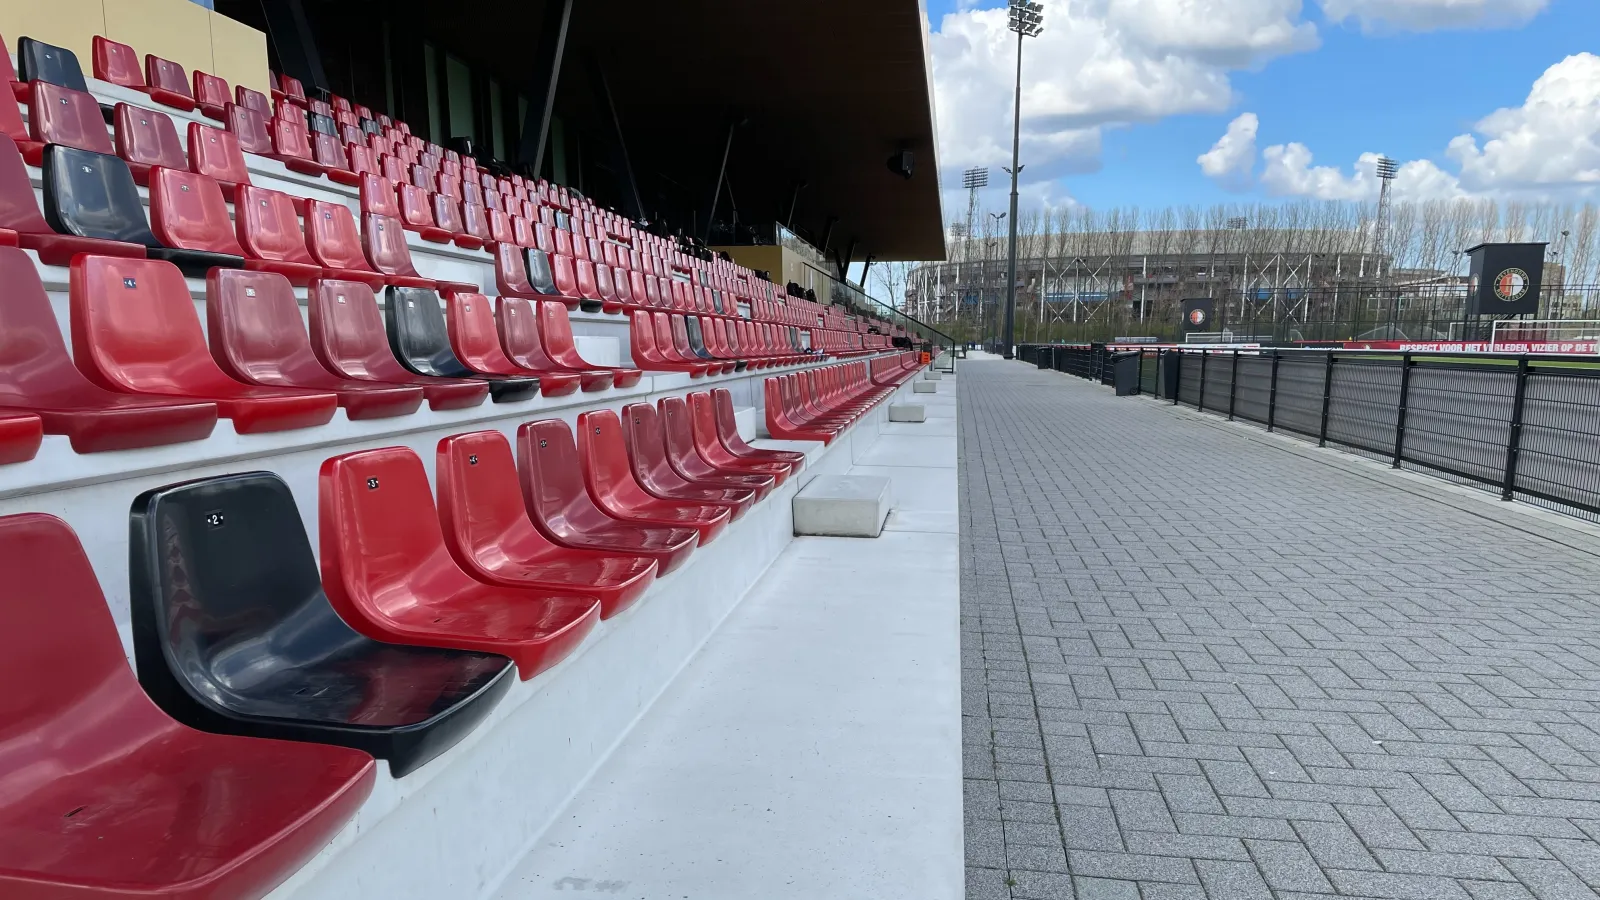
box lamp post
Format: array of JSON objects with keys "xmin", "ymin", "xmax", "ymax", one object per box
[
  {"xmin": 1003, "ymin": 0, "xmax": 1043, "ymax": 360},
  {"xmin": 989, "ymin": 211, "xmax": 1007, "ymax": 349}
]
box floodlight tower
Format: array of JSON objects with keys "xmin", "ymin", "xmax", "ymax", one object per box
[
  {"xmin": 961, "ymin": 167, "xmax": 988, "ymax": 264},
  {"xmin": 1003, "ymin": 0, "xmax": 1044, "ymax": 359},
  {"xmin": 1373, "ymin": 156, "xmax": 1398, "ymax": 282}
]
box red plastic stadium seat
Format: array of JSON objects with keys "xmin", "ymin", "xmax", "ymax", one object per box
[
  {"xmin": 0, "ymin": 412, "xmax": 40, "ymax": 463},
  {"xmin": 0, "ymin": 513, "xmax": 376, "ymax": 900},
  {"xmin": 208, "ymin": 269, "xmax": 423, "ymax": 419},
  {"xmin": 445, "ymin": 292, "xmax": 580, "ymax": 396},
  {"xmin": 236, "ymin": 184, "xmax": 323, "ymax": 285},
  {"xmin": 517, "ymin": 419, "xmax": 699, "ymax": 574},
  {"xmin": 237, "ymin": 85, "xmax": 271, "ymax": 116},
  {"xmin": 145, "ymin": 55, "xmax": 196, "ymax": 112},
  {"xmin": 706, "ymin": 387, "xmax": 806, "ymax": 465},
  {"xmin": 192, "ymin": 70, "xmax": 229, "ymax": 120},
  {"xmin": 113, "ymin": 103, "xmax": 186, "ymax": 186},
  {"xmin": 362, "ymin": 213, "xmax": 476, "ymax": 293},
  {"xmin": 188, "ymin": 122, "xmax": 251, "ymax": 201},
  {"xmin": 27, "ymin": 82, "xmax": 113, "ymax": 165},
  {"xmin": 398, "ymin": 183, "xmax": 451, "ymax": 242},
  {"xmin": 319, "ymin": 447, "xmax": 601, "ymax": 679},
  {"xmin": 360, "ymin": 173, "xmax": 402, "ymax": 218},
  {"xmin": 308, "ymin": 278, "xmax": 488, "ymax": 410},
  {"xmin": 305, "ymin": 199, "xmax": 388, "ymax": 290},
  {"xmin": 498, "ymin": 296, "xmax": 612, "ymax": 392},
  {"xmin": 70, "ymin": 255, "xmax": 339, "ymax": 433},
  {"xmin": 537, "ymin": 300, "xmax": 644, "ymax": 388},
  {"xmin": 460, "ymin": 201, "xmax": 491, "ymax": 249},
  {"xmin": 149, "ymin": 167, "xmax": 246, "ymax": 254},
  {"xmin": 314, "ymin": 131, "xmax": 359, "ymax": 185},
  {"xmin": 660, "ymin": 394, "xmax": 780, "ymax": 491},
  {"xmin": 0, "ymin": 247, "xmax": 215, "ymax": 451},
  {"xmin": 92, "ymin": 35, "xmax": 145, "ymax": 90},
  {"xmin": 226, "ymin": 102, "xmax": 274, "ymax": 154},
  {"xmin": 436, "ymin": 431, "xmax": 657, "ymax": 618},
  {"xmin": 268, "ymin": 115, "xmax": 322, "ymax": 176},
  {"xmin": 621, "ymin": 400, "xmax": 762, "ymax": 507},
  {"xmin": 578, "ymin": 408, "xmax": 732, "ymax": 545},
  {"xmin": 686, "ymin": 389, "xmax": 792, "ymax": 479}
]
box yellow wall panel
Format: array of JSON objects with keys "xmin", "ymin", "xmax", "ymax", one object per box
[
  {"xmin": 103, "ymin": 0, "xmax": 212, "ymax": 79},
  {"xmin": 207, "ymin": 11, "xmax": 269, "ymax": 99},
  {"xmin": 0, "ymin": 0, "xmax": 104, "ymax": 63}
]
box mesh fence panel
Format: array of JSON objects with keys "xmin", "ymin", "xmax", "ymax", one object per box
[
  {"xmin": 1178, "ymin": 354, "xmax": 1203, "ymax": 406},
  {"xmin": 1200, "ymin": 355, "xmax": 1235, "ymax": 414},
  {"xmin": 1326, "ymin": 359, "xmax": 1401, "ymax": 457},
  {"xmin": 1233, "ymin": 355, "xmax": 1273, "ymax": 425},
  {"xmin": 1515, "ymin": 370, "xmax": 1600, "ymax": 518},
  {"xmin": 1273, "ymin": 355, "xmax": 1326, "ymax": 438},
  {"xmin": 1400, "ymin": 365, "xmax": 1514, "ymax": 487}
]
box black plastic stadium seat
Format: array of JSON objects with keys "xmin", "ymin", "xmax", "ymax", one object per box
[
  {"xmin": 42, "ymin": 146, "xmax": 237, "ymax": 278},
  {"xmin": 17, "ymin": 37, "xmax": 89, "ymax": 95},
  {"xmin": 385, "ymin": 287, "xmax": 540, "ymax": 403},
  {"xmin": 128, "ymin": 471, "xmax": 515, "ymax": 778}
]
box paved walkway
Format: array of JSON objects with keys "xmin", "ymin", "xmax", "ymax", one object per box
[{"xmin": 960, "ymin": 359, "xmax": 1600, "ymax": 900}]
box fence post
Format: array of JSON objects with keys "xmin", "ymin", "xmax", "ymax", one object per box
[
  {"xmin": 1172, "ymin": 351, "xmax": 1181, "ymax": 406},
  {"xmin": 1392, "ymin": 352, "xmax": 1412, "ymax": 469},
  {"xmin": 1197, "ymin": 351, "xmax": 1209, "ymax": 411},
  {"xmin": 1501, "ymin": 355, "xmax": 1530, "ymax": 501},
  {"xmin": 1228, "ymin": 350, "xmax": 1240, "ymax": 421},
  {"xmin": 1266, "ymin": 349, "xmax": 1281, "ymax": 432},
  {"xmin": 1317, "ymin": 350, "xmax": 1334, "ymax": 447}
]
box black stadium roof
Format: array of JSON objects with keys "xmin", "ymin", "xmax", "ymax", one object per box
[{"xmin": 336, "ymin": 0, "xmax": 946, "ymax": 261}]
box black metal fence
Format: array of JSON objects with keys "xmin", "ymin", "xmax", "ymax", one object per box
[
  {"xmin": 1138, "ymin": 348, "xmax": 1600, "ymax": 522},
  {"xmin": 1018, "ymin": 344, "xmax": 1119, "ymax": 385}
]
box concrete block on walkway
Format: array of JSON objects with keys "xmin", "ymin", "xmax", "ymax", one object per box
[
  {"xmin": 794, "ymin": 475, "xmax": 891, "ymax": 538},
  {"xmin": 888, "ymin": 403, "xmax": 926, "ymax": 423},
  {"xmin": 924, "ymin": 370, "xmax": 943, "ymax": 381},
  {"xmin": 913, "ymin": 381, "xmax": 938, "ymax": 394}
]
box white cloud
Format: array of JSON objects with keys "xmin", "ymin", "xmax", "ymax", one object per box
[
  {"xmin": 1449, "ymin": 53, "xmax": 1600, "ymax": 191},
  {"xmin": 1319, "ymin": 0, "xmax": 1549, "ymax": 33},
  {"xmin": 1255, "ymin": 53, "xmax": 1600, "ymax": 203},
  {"xmin": 1259, "ymin": 144, "xmax": 1464, "ymax": 200},
  {"xmin": 930, "ymin": 0, "xmax": 1317, "ymax": 186},
  {"xmin": 1198, "ymin": 113, "xmax": 1260, "ymax": 190}
]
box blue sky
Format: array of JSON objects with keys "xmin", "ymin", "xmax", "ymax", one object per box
[{"xmin": 925, "ymin": 0, "xmax": 1600, "ymax": 212}]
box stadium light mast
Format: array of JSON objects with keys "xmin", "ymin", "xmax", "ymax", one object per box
[
  {"xmin": 1002, "ymin": 0, "xmax": 1043, "ymax": 360},
  {"xmin": 1373, "ymin": 156, "xmax": 1398, "ymax": 283}
]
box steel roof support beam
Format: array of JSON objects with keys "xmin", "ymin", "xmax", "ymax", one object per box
[{"xmin": 518, "ymin": 0, "xmax": 575, "ymax": 177}]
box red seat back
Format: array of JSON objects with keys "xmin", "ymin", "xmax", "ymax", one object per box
[
  {"xmin": 69, "ymin": 256, "xmax": 238, "ymax": 396},
  {"xmin": 270, "ymin": 116, "xmax": 315, "ymax": 163},
  {"xmin": 497, "ymin": 296, "xmax": 562, "ymax": 370},
  {"xmin": 92, "ymin": 36, "xmax": 144, "ymax": 89},
  {"xmin": 318, "ymin": 447, "xmax": 471, "ymax": 622},
  {"xmin": 436, "ymin": 430, "xmax": 562, "ymax": 574},
  {"xmin": 444, "ymin": 292, "xmax": 520, "ymax": 375},
  {"xmin": 0, "ymin": 513, "xmax": 177, "ymax": 778},
  {"xmin": 225, "ymin": 102, "xmax": 273, "ymax": 154},
  {"xmin": 517, "ymin": 419, "xmax": 621, "ymax": 538},
  {"xmin": 306, "ymin": 200, "xmax": 372, "ymax": 270},
  {"xmin": 313, "ymin": 131, "xmax": 348, "ymax": 171},
  {"xmin": 236, "ymin": 85, "xmax": 271, "ymax": 116},
  {"xmin": 113, "ymin": 103, "xmax": 185, "ymax": 184},
  {"xmin": 434, "ymin": 194, "xmax": 464, "ymax": 236},
  {"xmin": 145, "ymin": 55, "xmax": 195, "ymax": 110},
  {"xmin": 193, "ymin": 71, "xmax": 229, "ymax": 114},
  {"xmin": 0, "ymin": 137, "xmax": 50, "ymax": 235},
  {"xmin": 362, "ymin": 213, "xmax": 424, "ymax": 278},
  {"xmin": 308, "ymin": 279, "xmax": 414, "ymax": 382},
  {"xmin": 149, "ymin": 168, "xmax": 244, "ymax": 255},
  {"xmin": 0, "ymin": 246, "xmax": 113, "ymax": 402},
  {"xmin": 30, "ymin": 82, "xmax": 114, "ymax": 155},
  {"xmin": 188, "ymin": 122, "xmax": 251, "ymax": 191},
  {"xmin": 360, "ymin": 174, "xmax": 401, "ymax": 218},
  {"xmin": 207, "ymin": 268, "xmax": 330, "ymax": 385},
  {"xmin": 462, "ymin": 202, "xmax": 491, "ymax": 244},
  {"xmin": 236, "ymin": 185, "xmax": 316, "ymax": 265},
  {"xmin": 398, "ymin": 183, "xmax": 438, "ymax": 229}
]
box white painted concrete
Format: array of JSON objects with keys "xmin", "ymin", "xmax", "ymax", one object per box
[
  {"xmin": 889, "ymin": 403, "xmax": 927, "ymax": 423},
  {"xmin": 913, "ymin": 381, "xmax": 939, "ymax": 394},
  {"xmin": 793, "ymin": 474, "xmax": 893, "ymax": 537},
  {"xmin": 924, "ymin": 370, "xmax": 943, "ymax": 381},
  {"xmin": 492, "ymin": 374, "xmax": 961, "ymax": 900}
]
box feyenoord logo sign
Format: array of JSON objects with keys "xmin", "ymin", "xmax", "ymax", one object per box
[
  {"xmin": 1493, "ymin": 268, "xmax": 1530, "ymax": 303},
  {"xmin": 1181, "ymin": 298, "xmax": 1215, "ymax": 331},
  {"xmin": 1189, "ymin": 309, "xmax": 1208, "ymax": 326}
]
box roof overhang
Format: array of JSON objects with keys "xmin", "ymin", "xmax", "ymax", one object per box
[{"xmin": 390, "ymin": 0, "xmax": 946, "ymax": 261}]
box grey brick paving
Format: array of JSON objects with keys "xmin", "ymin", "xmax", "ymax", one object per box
[{"xmin": 959, "ymin": 360, "xmax": 1600, "ymax": 899}]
